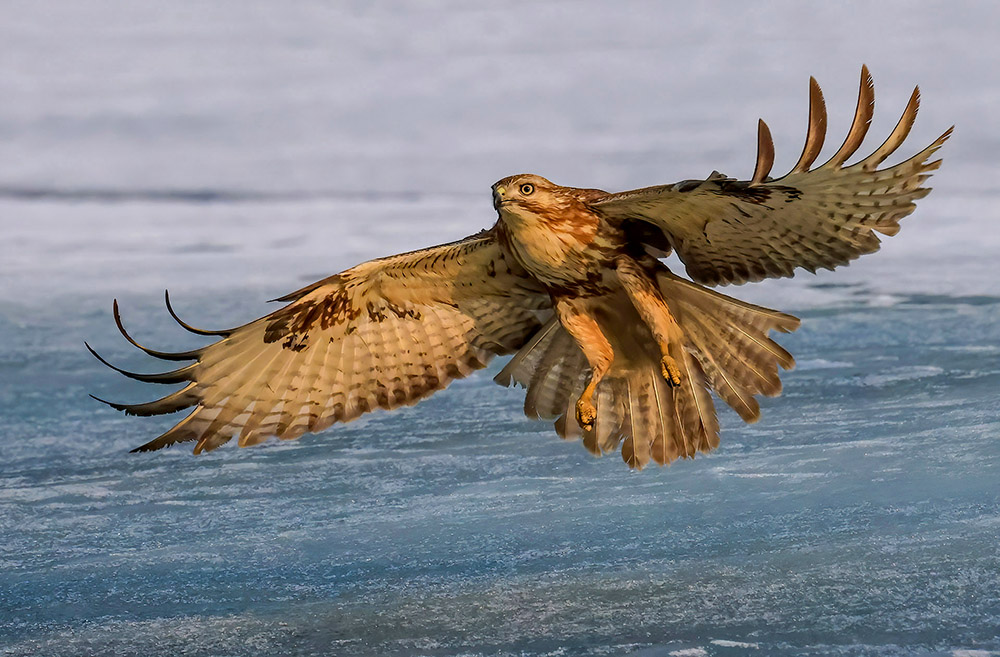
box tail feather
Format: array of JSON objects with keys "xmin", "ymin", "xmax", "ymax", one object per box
[
  {"xmin": 586, "ymin": 380, "xmax": 626, "ymax": 456},
  {"xmin": 681, "ymin": 348, "xmax": 721, "ymax": 454},
  {"xmin": 523, "ymin": 341, "xmax": 560, "ymax": 419},
  {"xmin": 648, "ymin": 373, "xmax": 680, "ymax": 466},
  {"xmin": 495, "ymin": 317, "xmax": 588, "ymax": 435},
  {"xmin": 493, "ymin": 318, "xmax": 560, "ymax": 389},
  {"xmin": 678, "ymin": 310, "xmax": 767, "ymax": 421},
  {"xmin": 686, "ymin": 309, "xmax": 785, "ymax": 393},
  {"xmin": 620, "ymin": 378, "xmax": 652, "ymax": 468},
  {"xmin": 524, "ymin": 327, "xmax": 588, "ymax": 420}
]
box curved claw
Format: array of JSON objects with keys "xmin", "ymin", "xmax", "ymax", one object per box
[
  {"xmin": 575, "ymin": 398, "xmax": 597, "ymax": 432},
  {"xmin": 661, "ymin": 356, "xmax": 683, "ymax": 388}
]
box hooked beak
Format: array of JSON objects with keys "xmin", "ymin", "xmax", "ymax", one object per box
[{"xmin": 492, "ymin": 185, "xmax": 506, "ymax": 211}]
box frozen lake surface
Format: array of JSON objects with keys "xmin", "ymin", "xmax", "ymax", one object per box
[{"xmin": 2, "ymin": 3, "xmax": 999, "ymax": 656}]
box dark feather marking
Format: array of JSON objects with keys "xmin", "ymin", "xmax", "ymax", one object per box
[
  {"xmin": 269, "ymin": 274, "xmax": 345, "ymax": 303},
  {"xmin": 622, "ymin": 218, "xmax": 673, "ymax": 258},
  {"xmin": 674, "ymin": 179, "xmax": 704, "ymax": 193},
  {"xmin": 281, "ymin": 334, "xmax": 309, "ymax": 352},
  {"xmin": 545, "ymin": 272, "xmax": 613, "ymax": 300},
  {"xmin": 367, "ymin": 302, "xmax": 387, "ymax": 322},
  {"xmin": 264, "ymin": 287, "xmax": 362, "ymax": 344},
  {"xmin": 708, "ymin": 181, "xmax": 775, "ymax": 205}
]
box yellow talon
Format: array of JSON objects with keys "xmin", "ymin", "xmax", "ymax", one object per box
[
  {"xmin": 575, "ymin": 398, "xmax": 597, "ymax": 432},
  {"xmin": 661, "ymin": 356, "xmax": 683, "ymax": 387}
]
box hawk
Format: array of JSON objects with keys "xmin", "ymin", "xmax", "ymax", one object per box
[{"xmin": 90, "ymin": 67, "xmax": 950, "ymax": 468}]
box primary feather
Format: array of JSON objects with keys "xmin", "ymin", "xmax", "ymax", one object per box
[{"xmin": 591, "ymin": 66, "xmax": 952, "ymax": 287}]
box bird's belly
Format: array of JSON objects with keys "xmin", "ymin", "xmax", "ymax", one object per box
[{"xmin": 508, "ymin": 231, "xmax": 617, "ymax": 294}]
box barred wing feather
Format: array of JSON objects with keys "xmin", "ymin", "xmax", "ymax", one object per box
[
  {"xmin": 592, "ymin": 66, "xmax": 953, "ymax": 287},
  {"xmin": 91, "ymin": 232, "xmax": 551, "ymax": 453}
]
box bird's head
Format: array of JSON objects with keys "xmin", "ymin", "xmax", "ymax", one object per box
[
  {"xmin": 491, "ymin": 174, "xmax": 607, "ymax": 247},
  {"xmin": 492, "ymin": 174, "xmax": 568, "ymax": 222}
]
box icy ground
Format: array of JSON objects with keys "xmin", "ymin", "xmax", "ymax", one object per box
[{"xmin": 2, "ymin": 2, "xmax": 999, "ymax": 656}]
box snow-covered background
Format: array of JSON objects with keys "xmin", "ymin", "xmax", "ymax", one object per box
[{"xmin": 1, "ymin": 2, "xmax": 998, "ymax": 655}]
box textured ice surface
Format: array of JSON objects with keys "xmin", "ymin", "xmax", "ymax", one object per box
[{"xmin": 2, "ymin": 2, "xmax": 999, "ymax": 656}]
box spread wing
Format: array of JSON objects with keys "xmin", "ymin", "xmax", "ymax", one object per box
[
  {"xmin": 90, "ymin": 230, "xmax": 551, "ymax": 454},
  {"xmin": 591, "ymin": 66, "xmax": 953, "ymax": 286}
]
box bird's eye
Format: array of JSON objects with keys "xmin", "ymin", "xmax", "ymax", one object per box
[{"xmin": 519, "ymin": 183, "xmax": 535, "ymax": 196}]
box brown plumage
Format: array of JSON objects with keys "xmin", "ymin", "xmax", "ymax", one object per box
[{"xmin": 91, "ymin": 67, "xmax": 950, "ymax": 468}]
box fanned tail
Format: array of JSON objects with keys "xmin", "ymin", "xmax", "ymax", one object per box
[{"xmin": 495, "ymin": 267, "xmax": 798, "ymax": 469}]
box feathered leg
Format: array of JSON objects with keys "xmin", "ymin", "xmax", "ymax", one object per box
[
  {"xmin": 615, "ymin": 255, "xmax": 684, "ymax": 388},
  {"xmin": 553, "ymin": 297, "xmax": 614, "ymax": 432}
]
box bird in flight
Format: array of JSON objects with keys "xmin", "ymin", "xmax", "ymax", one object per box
[{"xmin": 90, "ymin": 67, "xmax": 951, "ymax": 468}]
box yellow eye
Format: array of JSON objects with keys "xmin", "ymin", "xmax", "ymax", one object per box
[{"xmin": 519, "ymin": 183, "xmax": 535, "ymax": 196}]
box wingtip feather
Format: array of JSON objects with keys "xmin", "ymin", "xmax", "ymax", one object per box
[
  {"xmin": 859, "ymin": 84, "xmax": 921, "ymax": 170},
  {"xmin": 86, "ymin": 341, "xmax": 196, "ymax": 384},
  {"xmin": 111, "ymin": 299, "xmax": 204, "ymax": 362},
  {"xmin": 90, "ymin": 382, "xmax": 199, "ymax": 417},
  {"xmin": 792, "ymin": 75, "xmax": 829, "ymax": 173},
  {"xmin": 164, "ymin": 289, "xmax": 232, "ymax": 337},
  {"xmin": 750, "ymin": 119, "xmax": 775, "ymax": 186},
  {"xmin": 823, "ymin": 65, "xmax": 876, "ymax": 169}
]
